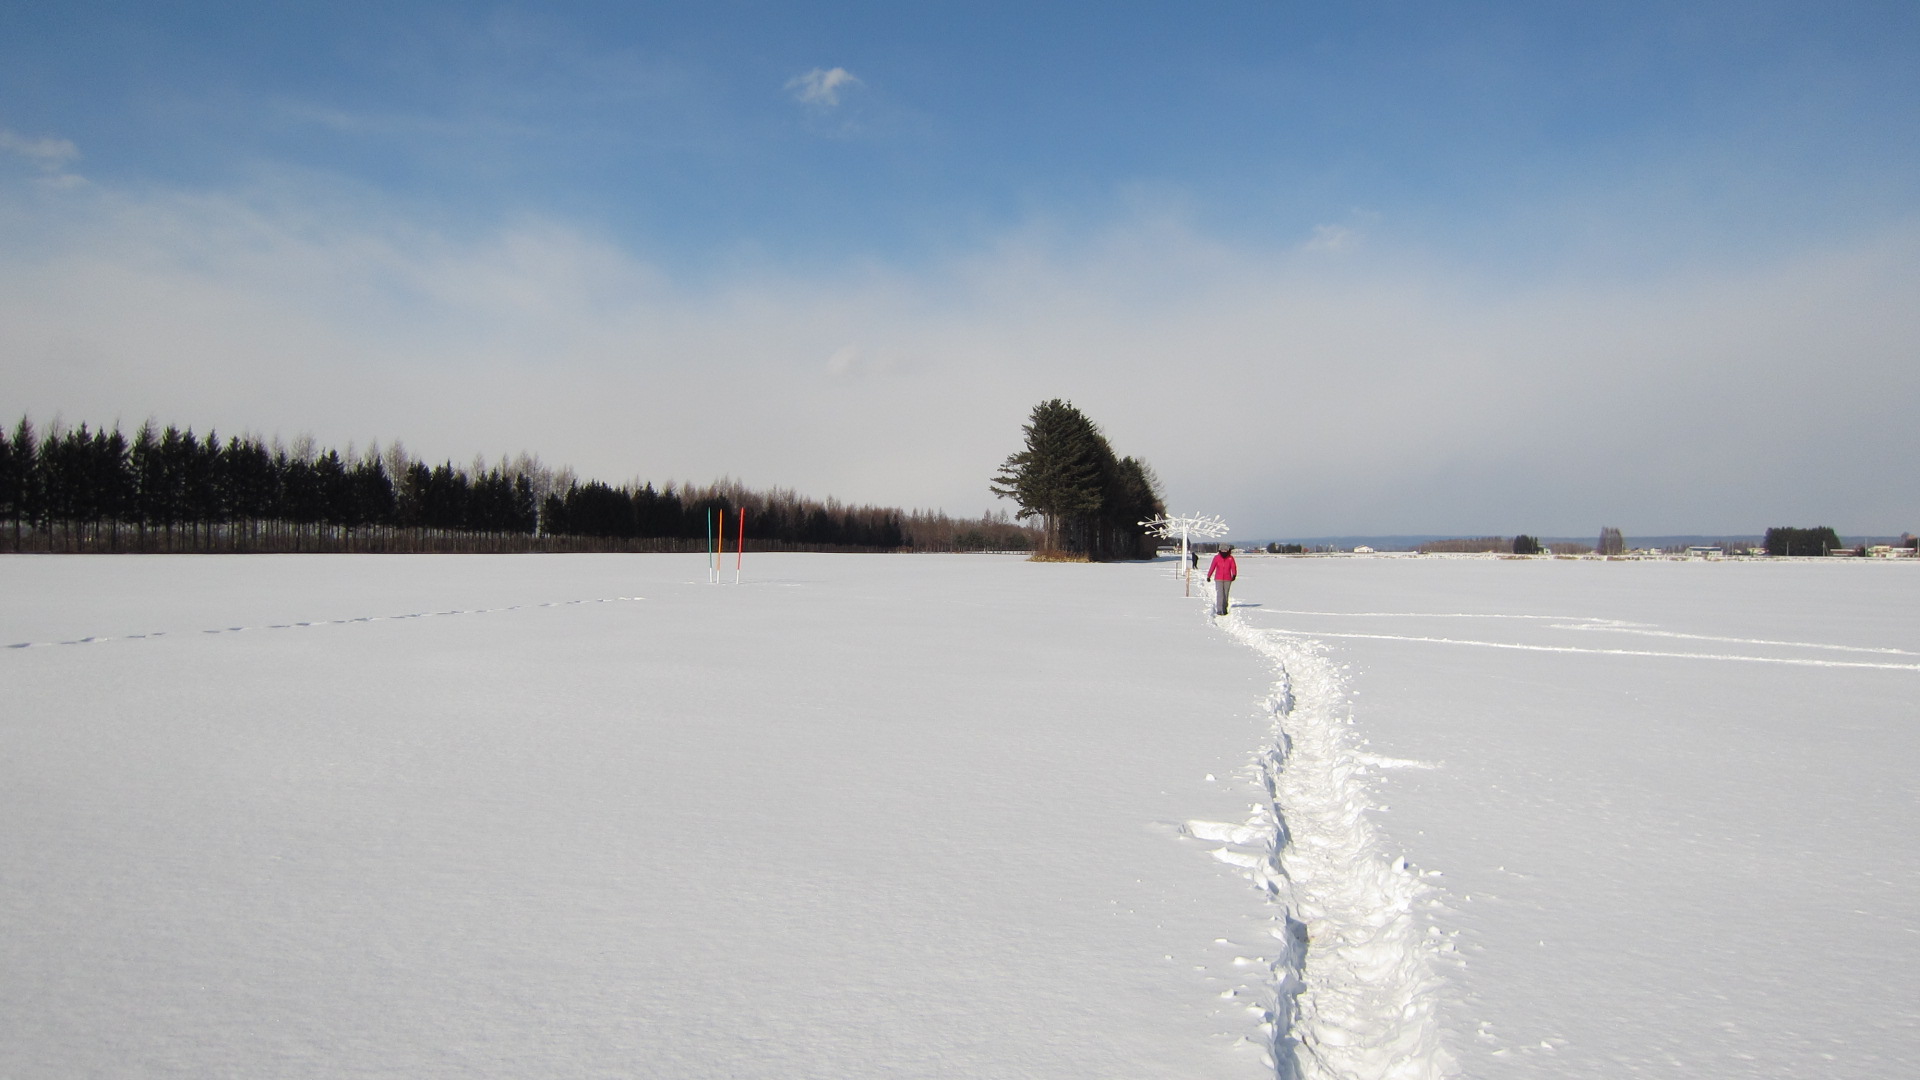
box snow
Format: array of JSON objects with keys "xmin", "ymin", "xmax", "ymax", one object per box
[
  {"xmin": 3, "ymin": 552, "xmax": 1916, "ymax": 1078},
  {"xmin": 1222, "ymin": 556, "xmax": 1920, "ymax": 1077},
  {"xmin": 1, "ymin": 554, "xmax": 1279, "ymax": 1079}
]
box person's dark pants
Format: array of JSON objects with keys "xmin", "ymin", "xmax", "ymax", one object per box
[{"xmin": 1213, "ymin": 577, "xmax": 1232, "ymax": 616}]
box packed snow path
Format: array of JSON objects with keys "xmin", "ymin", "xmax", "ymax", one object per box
[{"xmin": 1197, "ymin": 606, "xmax": 1451, "ymax": 1080}]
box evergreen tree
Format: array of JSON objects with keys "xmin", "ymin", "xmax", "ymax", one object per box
[
  {"xmin": 282, "ymin": 449, "xmax": 323, "ymax": 527},
  {"xmin": 0, "ymin": 418, "xmax": 19, "ymax": 547},
  {"xmin": 991, "ymin": 399, "xmax": 1160, "ymax": 559},
  {"xmin": 347, "ymin": 454, "xmax": 398, "ymax": 532},
  {"xmin": 420, "ymin": 463, "xmax": 470, "ymax": 531},
  {"xmin": 14, "ymin": 418, "xmax": 45, "ymax": 542},
  {"xmin": 633, "ymin": 483, "xmax": 679, "ymax": 537},
  {"xmin": 1100, "ymin": 455, "xmax": 1164, "ymax": 559},
  {"xmin": 991, "ymin": 399, "xmax": 1109, "ymax": 554},
  {"xmin": 98, "ymin": 427, "xmax": 133, "ymax": 542},
  {"xmin": 398, "ymin": 461, "xmax": 431, "ymax": 530},
  {"xmin": 225, "ymin": 435, "xmax": 280, "ymax": 532},
  {"xmin": 313, "ymin": 450, "xmax": 353, "ymax": 527},
  {"xmin": 185, "ymin": 429, "xmax": 221, "ymax": 540},
  {"xmin": 561, "ymin": 480, "xmax": 637, "ymax": 538},
  {"xmin": 39, "ymin": 423, "xmax": 81, "ymax": 538},
  {"xmin": 156, "ymin": 426, "xmax": 192, "ymax": 535}
]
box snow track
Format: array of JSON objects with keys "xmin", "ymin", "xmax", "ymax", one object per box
[
  {"xmin": 1255, "ymin": 627, "xmax": 1920, "ymax": 671},
  {"xmin": 1192, "ymin": 604, "xmax": 1452, "ymax": 1080},
  {"xmin": 1256, "ymin": 609, "xmax": 1920, "ymax": 658},
  {"xmin": 3, "ymin": 596, "xmax": 646, "ymax": 650}
]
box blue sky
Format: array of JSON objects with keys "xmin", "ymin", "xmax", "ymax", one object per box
[{"xmin": 4, "ymin": 2, "xmax": 1918, "ymax": 536}]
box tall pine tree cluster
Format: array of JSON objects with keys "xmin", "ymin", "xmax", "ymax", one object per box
[
  {"xmin": 0, "ymin": 414, "xmax": 1036, "ymax": 554},
  {"xmin": 990, "ymin": 399, "xmax": 1164, "ymax": 561},
  {"xmin": 1763, "ymin": 526, "xmax": 1843, "ymax": 557}
]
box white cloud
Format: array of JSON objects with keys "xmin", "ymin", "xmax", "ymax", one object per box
[
  {"xmin": 2, "ymin": 177, "xmax": 1916, "ymax": 536},
  {"xmin": 785, "ymin": 67, "xmax": 861, "ymax": 107},
  {"xmin": 1302, "ymin": 223, "xmax": 1356, "ymax": 252},
  {"xmin": 0, "ymin": 129, "xmax": 78, "ymax": 168},
  {"xmin": 0, "ymin": 127, "xmax": 84, "ymax": 187}
]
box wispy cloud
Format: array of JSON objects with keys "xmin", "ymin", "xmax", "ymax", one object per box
[
  {"xmin": 1302, "ymin": 223, "xmax": 1357, "ymax": 253},
  {"xmin": 0, "ymin": 127, "xmax": 85, "ymax": 187},
  {"xmin": 269, "ymin": 99, "xmax": 545, "ymax": 142},
  {"xmin": 785, "ymin": 67, "xmax": 861, "ymax": 108}
]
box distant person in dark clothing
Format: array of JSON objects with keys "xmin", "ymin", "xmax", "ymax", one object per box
[{"xmin": 1206, "ymin": 545, "xmax": 1238, "ymax": 616}]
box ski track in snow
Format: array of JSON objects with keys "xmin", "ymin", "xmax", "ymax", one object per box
[
  {"xmin": 1187, "ymin": 599, "xmax": 1453, "ymax": 1080},
  {"xmin": 1546, "ymin": 623, "xmax": 1919, "ymax": 655},
  {"xmin": 1253, "ymin": 628, "xmax": 1920, "ymax": 671},
  {"xmin": 1259, "ymin": 609, "xmax": 1614, "ymax": 622},
  {"xmin": 3, "ymin": 597, "xmax": 647, "ymax": 651},
  {"xmin": 1251, "ymin": 609, "xmax": 1917, "ymax": 659}
]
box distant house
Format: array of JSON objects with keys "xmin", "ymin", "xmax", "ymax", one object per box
[
  {"xmin": 1685, "ymin": 545, "xmax": 1721, "ymax": 559},
  {"xmin": 1352, "ymin": 545, "xmax": 1375, "ymax": 554}
]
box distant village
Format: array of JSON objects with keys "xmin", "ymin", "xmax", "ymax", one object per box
[{"xmin": 1189, "ymin": 528, "xmax": 1920, "ymax": 560}]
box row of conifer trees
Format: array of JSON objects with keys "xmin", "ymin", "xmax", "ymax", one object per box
[
  {"xmin": 0, "ymin": 416, "xmax": 1035, "ymax": 554},
  {"xmin": 990, "ymin": 399, "xmax": 1164, "ymax": 560}
]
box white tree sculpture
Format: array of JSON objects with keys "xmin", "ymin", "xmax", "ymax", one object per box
[{"xmin": 1140, "ymin": 513, "xmax": 1230, "ymax": 595}]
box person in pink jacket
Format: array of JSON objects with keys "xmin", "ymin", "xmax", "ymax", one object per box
[{"xmin": 1205, "ymin": 545, "xmax": 1238, "ymax": 617}]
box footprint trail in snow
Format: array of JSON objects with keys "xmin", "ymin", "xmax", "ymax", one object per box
[
  {"xmin": 1188, "ymin": 599, "xmax": 1453, "ymax": 1080},
  {"xmin": 4, "ymin": 596, "xmax": 647, "ymax": 651}
]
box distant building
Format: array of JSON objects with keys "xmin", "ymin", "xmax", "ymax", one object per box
[{"xmin": 1352, "ymin": 545, "xmax": 1375, "ymax": 554}]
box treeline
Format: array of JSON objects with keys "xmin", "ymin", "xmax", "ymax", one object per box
[
  {"xmin": 1418, "ymin": 536, "xmax": 1513, "ymax": 554},
  {"xmin": 539, "ymin": 478, "xmax": 1037, "ymax": 552},
  {"xmin": 0, "ymin": 415, "xmax": 1039, "ymax": 554},
  {"xmin": 990, "ymin": 399, "xmax": 1163, "ymax": 560},
  {"xmin": 536, "ymin": 479, "xmax": 908, "ymax": 549},
  {"xmin": 1418, "ymin": 535, "xmax": 1593, "ymax": 555}
]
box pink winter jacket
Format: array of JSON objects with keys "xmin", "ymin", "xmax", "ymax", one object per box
[{"xmin": 1207, "ymin": 552, "xmax": 1238, "ymax": 582}]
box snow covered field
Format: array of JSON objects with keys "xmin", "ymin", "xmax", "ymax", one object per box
[
  {"xmin": 1225, "ymin": 555, "xmax": 1920, "ymax": 1078},
  {"xmin": 3, "ymin": 553, "xmax": 1915, "ymax": 1078},
  {"xmin": 2, "ymin": 554, "xmax": 1279, "ymax": 1079}
]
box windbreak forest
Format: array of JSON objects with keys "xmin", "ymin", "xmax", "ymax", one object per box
[{"xmin": 0, "ymin": 416, "xmax": 1038, "ymax": 554}]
